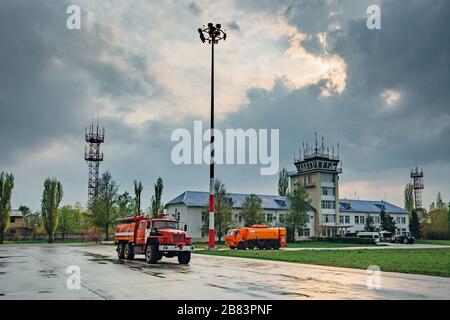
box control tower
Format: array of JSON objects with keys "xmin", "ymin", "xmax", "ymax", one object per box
[{"xmin": 289, "ymin": 133, "xmax": 343, "ymax": 237}]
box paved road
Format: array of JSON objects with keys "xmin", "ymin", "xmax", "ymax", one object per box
[{"xmin": 0, "ymin": 244, "xmax": 449, "ymax": 300}]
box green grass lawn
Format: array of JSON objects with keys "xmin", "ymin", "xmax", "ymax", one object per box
[
  {"xmin": 415, "ymin": 239, "xmax": 450, "ymax": 246},
  {"xmin": 286, "ymin": 241, "xmax": 382, "ymax": 248},
  {"xmin": 191, "ymin": 242, "xmax": 228, "ymax": 249},
  {"xmin": 194, "ymin": 248, "xmax": 450, "ymax": 277}
]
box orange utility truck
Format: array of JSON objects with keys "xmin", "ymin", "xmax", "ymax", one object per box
[
  {"xmin": 224, "ymin": 225, "xmax": 287, "ymax": 250},
  {"xmin": 114, "ymin": 215, "xmax": 194, "ymax": 264}
]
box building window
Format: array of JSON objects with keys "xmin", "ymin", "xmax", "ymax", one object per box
[
  {"xmin": 299, "ymin": 228, "xmax": 310, "ymax": 237},
  {"xmin": 339, "ymin": 216, "xmax": 344, "ymax": 224},
  {"xmin": 355, "ymin": 216, "xmax": 359, "ymax": 224},
  {"xmin": 321, "ymin": 200, "xmax": 335, "ymax": 209},
  {"xmin": 322, "ymin": 187, "xmax": 335, "ymax": 196},
  {"xmin": 345, "ymin": 216, "xmax": 350, "ymax": 224},
  {"xmin": 279, "ymin": 214, "xmax": 285, "ymax": 223},
  {"xmin": 10, "ymin": 217, "xmax": 15, "ymax": 223},
  {"xmin": 266, "ymin": 213, "xmax": 273, "ymax": 223},
  {"xmin": 201, "ymin": 212, "xmax": 208, "ymax": 222},
  {"xmin": 396, "ymin": 217, "xmax": 401, "ymax": 224},
  {"xmin": 184, "ymin": 225, "xmax": 187, "ymax": 232},
  {"xmin": 322, "ymin": 174, "xmax": 335, "ymax": 183},
  {"xmin": 374, "ymin": 216, "xmax": 380, "ymax": 224},
  {"xmin": 322, "ymin": 215, "xmax": 335, "ymax": 223},
  {"xmin": 401, "ymin": 217, "xmax": 406, "ymax": 224},
  {"xmin": 360, "ymin": 216, "xmax": 365, "ymax": 224}
]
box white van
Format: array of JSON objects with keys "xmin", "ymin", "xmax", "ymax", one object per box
[{"xmin": 357, "ymin": 232, "xmax": 380, "ymax": 243}]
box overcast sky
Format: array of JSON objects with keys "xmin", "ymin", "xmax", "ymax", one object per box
[{"xmin": 1, "ymin": 0, "xmax": 449, "ymax": 212}]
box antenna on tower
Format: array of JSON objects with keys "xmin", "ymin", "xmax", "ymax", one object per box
[
  {"xmin": 84, "ymin": 119, "xmax": 105, "ymax": 207},
  {"xmin": 314, "ymin": 132, "xmax": 318, "ymax": 153},
  {"xmin": 410, "ymin": 164, "xmax": 424, "ymax": 210}
]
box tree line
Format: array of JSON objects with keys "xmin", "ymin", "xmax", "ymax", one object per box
[
  {"xmin": 404, "ymin": 183, "xmax": 450, "ymax": 240},
  {"xmin": 0, "ymin": 170, "xmax": 166, "ymax": 244}
]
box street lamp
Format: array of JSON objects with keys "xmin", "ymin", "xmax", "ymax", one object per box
[{"xmin": 198, "ymin": 23, "xmax": 227, "ymax": 249}]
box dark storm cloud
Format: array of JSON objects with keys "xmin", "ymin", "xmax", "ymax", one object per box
[
  {"xmin": 222, "ymin": 0, "xmax": 450, "ymax": 176},
  {"xmin": 227, "ymin": 21, "xmax": 240, "ymax": 31},
  {"xmin": 0, "ymin": 0, "xmax": 156, "ymax": 166}
]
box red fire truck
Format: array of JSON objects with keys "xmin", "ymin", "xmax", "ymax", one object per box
[{"xmin": 114, "ymin": 215, "xmax": 194, "ymax": 264}]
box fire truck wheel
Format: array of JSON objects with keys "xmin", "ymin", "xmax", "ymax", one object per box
[
  {"xmin": 146, "ymin": 243, "xmax": 159, "ymax": 264},
  {"xmin": 273, "ymin": 241, "xmax": 281, "ymax": 250},
  {"xmin": 178, "ymin": 251, "xmax": 191, "ymax": 264},
  {"xmin": 124, "ymin": 243, "xmax": 135, "ymax": 260},
  {"xmin": 237, "ymin": 242, "xmax": 245, "ymax": 250},
  {"xmin": 265, "ymin": 241, "xmax": 274, "ymax": 250},
  {"xmin": 117, "ymin": 243, "xmax": 125, "ymax": 259}
]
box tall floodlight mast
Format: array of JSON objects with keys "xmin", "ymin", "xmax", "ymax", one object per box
[{"xmin": 197, "ymin": 23, "xmax": 227, "ymax": 249}]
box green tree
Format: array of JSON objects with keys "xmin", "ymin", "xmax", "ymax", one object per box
[
  {"xmin": 91, "ymin": 171, "xmax": 119, "ymax": 241},
  {"xmin": 117, "ymin": 191, "xmax": 132, "ymax": 216},
  {"xmin": 57, "ymin": 204, "xmax": 85, "ymax": 240},
  {"xmin": 285, "ymin": 187, "xmax": 310, "ymax": 242},
  {"xmin": 380, "ymin": 208, "xmax": 396, "ymax": 233},
  {"xmin": 151, "ymin": 177, "xmax": 164, "ymax": 217},
  {"xmin": 133, "ymin": 180, "xmax": 143, "ymax": 216},
  {"xmin": 0, "ymin": 172, "xmax": 15, "ymax": 244},
  {"xmin": 409, "ymin": 210, "xmax": 421, "ymax": 238},
  {"xmin": 201, "ymin": 180, "xmax": 233, "ymax": 242},
  {"xmin": 404, "ymin": 183, "xmax": 414, "ymax": 212},
  {"xmin": 422, "ymin": 208, "xmax": 449, "ymax": 240},
  {"xmin": 364, "ymin": 214, "xmax": 375, "ymax": 232},
  {"xmin": 241, "ymin": 194, "xmax": 265, "ymax": 227},
  {"xmin": 436, "ymin": 192, "xmax": 446, "ymax": 209},
  {"xmin": 41, "ymin": 178, "xmax": 63, "ymax": 243},
  {"xmin": 18, "ymin": 205, "xmax": 31, "ymax": 217},
  {"xmin": 24, "ymin": 211, "xmax": 42, "ymax": 235},
  {"xmin": 278, "ymin": 167, "xmax": 289, "ymax": 196}
]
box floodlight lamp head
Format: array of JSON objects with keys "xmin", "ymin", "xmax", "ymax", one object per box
[
  {"xmin": 216, "ymin": 23, "xmax": 221, "ymax": 29},
  {"xmin": 208, "ymin": 22, "xmax": 213, "ymax": 28}
]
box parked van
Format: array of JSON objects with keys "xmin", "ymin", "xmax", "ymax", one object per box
[{"xmin": 357, "ymin": 232, "xmax": 380, "ymax": 243}]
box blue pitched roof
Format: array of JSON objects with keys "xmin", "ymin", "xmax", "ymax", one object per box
[
  {"xmin": 165, "ymin": 191, "xmax": 316, "ymax": 211},
  {"xmin": 339, "ymin": 199, "xmax": 408, "ymax": 214}
]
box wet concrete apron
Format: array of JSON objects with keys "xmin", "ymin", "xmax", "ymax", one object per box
[{"xmin": 0, "ymin": 244, "xmax": 449, "ymax": 299}]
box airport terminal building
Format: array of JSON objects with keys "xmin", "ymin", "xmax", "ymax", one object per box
[
  {"xmin": 165, "ymin": 138, "xmax": 409, "ymax": 241},
  {"xmin": 165, "ymin": 193, "xmax": 409, "ymax": 241}
]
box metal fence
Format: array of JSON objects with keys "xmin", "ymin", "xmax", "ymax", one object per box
[{"xmin": 5, "ymin": 232, "xmax": 115, "ymax": 242}]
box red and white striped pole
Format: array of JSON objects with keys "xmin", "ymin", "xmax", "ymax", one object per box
[
  {"xmin": 208, "ymin": 37, "xmax": 215, "ymax": 249},
  {"xmin": 198, "ymin": 23, "xmax": 226, "ymax": 249}
]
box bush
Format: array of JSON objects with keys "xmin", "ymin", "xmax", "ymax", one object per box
[{"xmin": 309, "ymin": 237, "xmax": 376, "ymax": 244}]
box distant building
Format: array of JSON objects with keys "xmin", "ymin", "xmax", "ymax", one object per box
[
  {"xmin": 288, "ymin": 136, "xmax": 343, "ymax": 237},
  {"xmin": 166, "ymin": 135, "xmax": 409, "ymax": 241},
  {"xmin": 338, "ymin": 199, "xmax": 409, "ymax": 235},
  {"xmin": 6, "ymin": 210, "xmax": 30, "ymax": 237},
  {"xmin": 165, "ymin": 191, "xmax": 315, "ymax": 241},
  {"xmin": 165, "ymin": 192, "xmax": 409, "ymax": 241}
]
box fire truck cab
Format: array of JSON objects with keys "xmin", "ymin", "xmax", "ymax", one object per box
[{"xmin": 114, "ymin": 215, "xmax": 194, "ymax": 264}]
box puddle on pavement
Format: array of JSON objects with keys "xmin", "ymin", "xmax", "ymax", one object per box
[
  {"xmin": 39, "ymin": 269, "xmax": 57, "ymax": 278},
  {"xmin": 82, "ymin": 251, "xmax": 192, "ymax": 276},
  {"xmin": 38, "ymin": 290, "xmax": 53, "ymax": 294}
]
